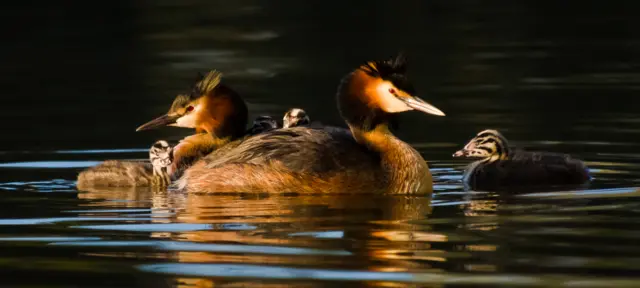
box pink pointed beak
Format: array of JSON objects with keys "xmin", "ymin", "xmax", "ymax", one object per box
[{"xmin": 452, "ymin": 149, "xmax": 468, "ymax": 157}]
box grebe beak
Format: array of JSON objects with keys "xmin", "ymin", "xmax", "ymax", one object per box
[
  {"xmin": 401, "ymin": 96, "xmax": 446, "ymax": 116},
  {"xmin": 136, "ymin": 113, "xmax": 180, "ymax": 131}
]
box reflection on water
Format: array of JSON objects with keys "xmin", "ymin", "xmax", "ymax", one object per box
[
  {"xmin": 0, "ymin": 161, "xmax": 103, "ymax": 168},
  {"xmin": 0, "ymin": 143, "xmax": 640, "ymax": 286}
]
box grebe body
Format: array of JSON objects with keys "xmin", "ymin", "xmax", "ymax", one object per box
[{"xmin": 453, "ymin": 129, "xmax": 591, "ymax": 191}]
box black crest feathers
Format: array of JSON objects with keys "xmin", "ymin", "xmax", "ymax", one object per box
[
  {"xmin": 195, "ymin": 72, "xmax": 205, "ymax": 82},
  {"xmin": 193, "ymin": 70, "xmax": 223, "ymax": 96},
  {"xmin": 168, "ymin": 70, "xmax": 224, "ymax": 113},
  {"xmin": 362, "ymin": 52, "xmax": 415, "ymax": 95}
]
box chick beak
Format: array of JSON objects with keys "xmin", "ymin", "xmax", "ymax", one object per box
[{"xmin": 452, "ymin": 149, "xmax": 468, "ymax": 157}]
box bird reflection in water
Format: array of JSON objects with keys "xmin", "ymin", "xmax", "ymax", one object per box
[
  {"xmin": 170, "ymin": 193, "xmax": 434, "ymax": 287},
  {"xmin": 76, "ymin": 187, "xmax": 437, "ymax": 287}
]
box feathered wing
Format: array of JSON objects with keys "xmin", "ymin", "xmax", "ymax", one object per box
[
  {"xmin": 201, "ymin": 126, "xmax": 380, "ymax": 174},
  {"xmin": 171, "ymin": 125, "xmax": 389, "ymax": 193}
]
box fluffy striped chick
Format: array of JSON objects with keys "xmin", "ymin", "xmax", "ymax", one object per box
[
  {"xmin": 453, "ymin": 129, "xmax": 591, "ymax": 191},
  {"xmin": 149, "ymin": 140, "xmax": 174, "ymax": 187},
  {"xmin": 246, "ymin": 116, "xmax": 279, "ymax": 136},
  {"xmin": 282, "ymin": 108, "xmax": 310, "ymax": 128},
  {"xmin": 453, "ymin": 129, "xmax": 511, "ymax": 163}
]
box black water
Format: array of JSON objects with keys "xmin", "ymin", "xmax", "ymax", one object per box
[{"xmin": 1, "ymin": 1, "xmax": 640, "ymax": 287}]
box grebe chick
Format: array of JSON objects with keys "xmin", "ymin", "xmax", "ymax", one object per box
[
  {"xmin": 246, "ymin": 108, "xmax": 311, "ymax": 136},
  {"xmin": 76, "ymin": 70, "xmax": 248, "ymax": 187},
  {"xmin": 149, "ymin": 140, "xmax": 173, "ymax": 187},
  {"xmin": 283, "ymin": 108, "xmax": 310, "ymax": 128},
  {"xmin": 452, "ymin": 129, "xmax": 591, "ymax": 191},
  {"xmin": 174, "ymin": 53, "xmax": 446, "ymax": 194},
  {"xmin": 246, "ymin": 116, "xmax": 279, "ymax": 136}
]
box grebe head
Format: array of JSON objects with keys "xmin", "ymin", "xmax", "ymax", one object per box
[
  {"xmin": 283, "ymin": 108, "xmax": 310, "ymax": 128},
  {"xmin": 248, "ymin": 115, "xmax": 279, "ymax": 135},
  {"xmin": 149, "ymin": 140, "xmax": 173, "ymax": 168},
  {"xmin": 337, "ymin": 53, "xmax": 444, "ymax": 134},
  {"xmin": 453, "ymin": 129, "xmax": 510, "ymax": 163},
  {"xmin": 136, "ymin": 70, "xmax": 249, "ymax": 138}
]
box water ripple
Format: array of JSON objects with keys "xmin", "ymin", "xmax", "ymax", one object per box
[
  {"xmin": 71, "ymin": 223, "xmax": 214, "ymax": 232},
  {"xmin": 0, "ymin": 161, "xmax": 102, "ymax": 168},
  {"xmin": 50, "ymin": 240, "xmax": 351, "ymax": 256},
  {"xmin": 137, "ymin": 263, "xmax": 640, "ymax": 286}
]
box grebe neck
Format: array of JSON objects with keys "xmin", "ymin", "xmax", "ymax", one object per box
[
  {"xmin": 197, "ymin": 84, "xmax": 249, "ymax": 140},
  {"xmin": 337, "ymin": 69, "xmax": 431, "ymax": 193},
  {"xmin": 350, "ymin": 123, "xmax": 429, "ymax": 193}
]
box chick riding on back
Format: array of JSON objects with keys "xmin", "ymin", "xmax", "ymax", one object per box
[
  {"xmin": 247, "ymin": 108, "xmax": 311, "ymax": 136},
  {"xmin": 283, "ymin": 108, "xmax": 310, "ymax": 128}
]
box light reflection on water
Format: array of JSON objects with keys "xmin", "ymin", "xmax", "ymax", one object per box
[
  {"xmin": 0, "ymin": 161, "xmax": 104, "ymax": 168},
  {"xmin": 137, "ymin": 263, "xmax": 640, "ymax": 286},
  {"xmin": 0, "ymin": 142, "xmax": 639, "ymax": 286}
]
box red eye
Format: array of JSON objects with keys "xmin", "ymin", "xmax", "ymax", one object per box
[
  {"xmin": 186, "ymin": 106, "xmax": 194, "ymax": 112},
  {"xmin": 388, "ymin": 88, "xmax": 396, "ymax": 94}
]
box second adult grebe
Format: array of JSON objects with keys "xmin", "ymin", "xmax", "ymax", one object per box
[
  {"xmin": 173, "ymin": 54, "xmax": 446, "ymax": 194},
  {"xmin": 137, "ymin": 70, "xmax": 249, "ymax": 176},
  {"xmin": 76, "ymin": 71, "xmax": 248, "ymax": 188}
]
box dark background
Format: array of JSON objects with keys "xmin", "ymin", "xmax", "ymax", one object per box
[{"xmin": 1, "ymin": 0, "xmax": 638, "ymax": 151}]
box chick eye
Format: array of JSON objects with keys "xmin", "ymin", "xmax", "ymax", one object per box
[
  {"xmin": 186, "ymin": 106, "xmax": 194, "ymax": 112},
  {"xmin": 388, "ymin": 88, "xmax": 396, "ymax": 95}
]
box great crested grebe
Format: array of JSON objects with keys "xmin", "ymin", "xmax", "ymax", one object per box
[
  {"xmin": 76, "ymin": 70, "xmax": 248, "ymax": 188},
  {"xmin": 137, "ymin": 70, "xmax": 249, "ymax": 176},
  {"xmin": 452, "ymin": 129, "xmax": 591, "ymax": 191},
  {"xmin": 173, "ymin": 54, "xmax": 446, "ymax": 194}
]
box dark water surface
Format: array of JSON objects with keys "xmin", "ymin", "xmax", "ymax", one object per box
[{"xmin": 2, "ymin": 1, "xmax": 640, "ymax": 287}]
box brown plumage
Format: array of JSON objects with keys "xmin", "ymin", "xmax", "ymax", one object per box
[
  {"xmin": 76, "ymin": 160, "xmax": 155, "ymax": 189},
  {"xmin": 76, "ymin": 71, "xmax": 248, "ymax": 188},
  {"xmin": 453, "ymin": 129, "xmax": 591, "ymax": 191},
  {"xmin": 173, "ymin": 54, "xmax": 446, "ymax": 194}
]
